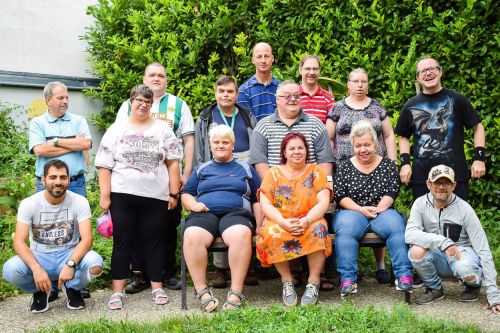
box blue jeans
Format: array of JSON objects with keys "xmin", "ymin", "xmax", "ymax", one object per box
[
  {"xmin": 2, "ymin": 248, "xmax": 103, "ymax": 293},
  {"xmin": 409, "ymin": 246, "xmax": 482, "ymax": 290},
  {"xmin": 332, "ymin": 209, "xmax": 412, "ymax": 283},
  {"xmin": 36, "ymin": 174, "xmax": 87, "ymax": 197}
]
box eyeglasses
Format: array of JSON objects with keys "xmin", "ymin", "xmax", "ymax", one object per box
[
  {"xmin": 431, "ymin": 181, "xmax": 453, "ymax": 188},
  {"xmin": 302, "ymin": 67, "xmax": 320, "ymax": 72},
  {"xmin": 277, "ymin": 93, "xmax": 301, "ymax": 101},
  {"xmin": 349, "ymin": 80, "xmax": 368, "ymax": 85},
  {"xmin": 416, "ymin": 66, "xmax": 441, "ymax": 77},
  {"xmin": 133, "ymin": 98, "xmax": 152, "ymax": 106}
]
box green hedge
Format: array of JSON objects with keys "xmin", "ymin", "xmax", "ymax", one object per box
[{"xmin": 83, "ymin": 0, "xmax": 499, "ymax": 251}]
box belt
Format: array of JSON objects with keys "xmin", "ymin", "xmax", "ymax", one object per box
[{"xmin": 37, "ymin": 174, "xmax": 84, "ymax": 182}]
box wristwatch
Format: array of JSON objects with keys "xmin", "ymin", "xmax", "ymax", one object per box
[
  {"xmin": 66, "ymin": 259, "xmax": 76, "ymax": 269},
  {"xmin": 52, "ymin": 137, "xmax": 59, "ymax": 147},
  {"xmin": 170, "ymin": 193, "xmax": 180, "ymax": 199}
]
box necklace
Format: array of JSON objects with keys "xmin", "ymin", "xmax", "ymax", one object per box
[{"xmin": 217, "ymin": 106, "xmax": 237, "ymax": 129}]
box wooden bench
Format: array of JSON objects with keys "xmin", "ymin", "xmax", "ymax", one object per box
[{"xmin": 180, "ymin": 221, "xmax": 410, "ymax": 309}]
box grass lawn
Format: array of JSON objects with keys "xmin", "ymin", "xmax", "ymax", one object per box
[{"xmin": 36, "ymin": 303, "xmax": 481, "ymax": 333}]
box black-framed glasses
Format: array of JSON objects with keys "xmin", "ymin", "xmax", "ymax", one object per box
[
  {"xmin": 277, "ymin": 93, "xmax": 301, "ymax": 101},
  {"xmin": 417, "ymin": 66, "xmax": 441, "ymax": 77},
  {"xmin": 431, "ymin": 181, "xmax": 453, "ymax": 188},
  {"xmin": 133, "ymin": 98, "xmax": 152, "ymax": 106}
]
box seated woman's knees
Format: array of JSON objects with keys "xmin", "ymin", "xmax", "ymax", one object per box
[{"xmin": 409, "ymin": 246, "xmax": 427, "ymax": 260}]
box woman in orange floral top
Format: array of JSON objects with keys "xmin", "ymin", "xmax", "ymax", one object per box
[{"xmin": 257, "ymin": 132, "xmax": 332, "ymax": 307}]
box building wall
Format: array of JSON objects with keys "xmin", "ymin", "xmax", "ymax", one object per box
[{"xmin": 0, "ymin": 0, "xmax": 103, "ymax": 165}]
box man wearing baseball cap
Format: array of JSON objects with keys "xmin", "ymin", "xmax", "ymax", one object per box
[{"xmin": 405, "ymin": 165, "xmax": 500, "ymax": 312}]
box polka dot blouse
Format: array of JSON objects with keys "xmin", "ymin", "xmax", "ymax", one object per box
[{"xmin": 334, "ymin": 156, "xmax": 400, "ymax": 207}]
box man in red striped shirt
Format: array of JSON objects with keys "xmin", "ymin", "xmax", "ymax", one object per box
[{"xmin": 299, "ymin": 54, "xmax": 335, "ymax": 124}]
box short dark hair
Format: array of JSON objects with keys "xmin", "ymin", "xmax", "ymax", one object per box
[
  {"xmin": 130, "ymin": 84, "xmax": 154, "ymax": 100},
  {"xmin": 280, "ymin": 132, "xmax": 310, "ymax": 165},
  {"xmin": 43, "ymin": 159, "xmax": 69, "ymax": 177},
  {"xmin": 215, "ymin": 75, "xmax": 238, "ymax": 90}
]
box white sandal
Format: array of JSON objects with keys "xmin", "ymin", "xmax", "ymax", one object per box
[
  {"xmin": 108, "ymin": 292, "xmax": 124, "ymax": 310},
  {"xmin": 152, "ymin": 288, "xmax": 169, "ymax": 305}
]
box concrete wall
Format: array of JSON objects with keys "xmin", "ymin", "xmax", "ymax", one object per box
[
  {"xmin": 0, "ymin": 0, "xmax": 103, "ymax": 165},
  {"xmin": 0, "ymin": 0, "xmax": 97, "ymax": 77}
]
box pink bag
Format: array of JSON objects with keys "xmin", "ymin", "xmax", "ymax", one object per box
[{"xmin": 96, "ymin": 211, "xmax": 113, "ymax": 238}]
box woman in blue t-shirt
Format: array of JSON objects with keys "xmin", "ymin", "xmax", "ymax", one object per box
[{"xmin": 182, "ymin": 124, "xmax": 262, "ymax": 312}]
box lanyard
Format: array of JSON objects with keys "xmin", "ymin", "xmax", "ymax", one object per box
[{"xmin": 217, "ymin": 106, "xmax": 237, "ymax": 129}]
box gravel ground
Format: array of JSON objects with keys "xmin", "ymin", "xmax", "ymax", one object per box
[{"xmin": 0, "ymin": 277, "xmax": 498, "ymax": 332}]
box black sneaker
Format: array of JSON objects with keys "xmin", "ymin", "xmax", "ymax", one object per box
[
  {"xmin": 30, "ymin": 291, "xmax": 49, "ymax": 313},
  {"xmin": 460, "ymin": 285, "xmax": 480, "ymax": 302},
  {"xmin": 164, "ymin": 277, "xmax": 182, "ymax": 290},
  {"xmin": 412, "ymin": 272, "xmax": 424, "ymax": 288},
  {"xmin": 80, "ymin": 288, "xmax": 91, "ymax": 299},
  {"xmin": 62, "ymin": 284, "xmax": 85, "ymax": 310},
  {"xmin": 48, "ymin": 289, "xmax": 59, "ymax": 302},
  {"xmin": 125, "ymin": 272, "xmax": 150, "ymax": 294},
  {"xmin": 375, "ymin": 269, "xmax": 390, "ymax": 284},
  {"xmin": 415, "ymin": 287, "xmax": 444, "ymax": 305}
]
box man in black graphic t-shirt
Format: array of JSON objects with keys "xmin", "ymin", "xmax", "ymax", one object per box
[{"xmin": 396, "ymin": 56, "xmax": 486, "ymax": 200}]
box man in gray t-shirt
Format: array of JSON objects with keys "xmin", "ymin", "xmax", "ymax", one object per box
[{"xmin": 2, "ymin": 160, "xmax": 103, "ymax": 313}]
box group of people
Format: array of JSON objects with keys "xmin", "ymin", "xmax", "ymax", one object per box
[{"xmin": 2, "ymin": 42, "xmax": 499, "ymax": 314}]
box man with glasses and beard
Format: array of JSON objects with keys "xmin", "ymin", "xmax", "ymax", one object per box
[{"xmin": 405, "ymin": 165, "xmax": 499, "ymax": 312}]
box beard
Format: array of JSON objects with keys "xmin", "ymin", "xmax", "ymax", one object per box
[{"xmin": 46, "ymin": 185, "xmax": 67, "ymax": 198}]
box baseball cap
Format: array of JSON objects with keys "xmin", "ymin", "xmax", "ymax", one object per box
[{"xmin": 428, "ymin": 164, "xmax": 455, "ymax": 183}]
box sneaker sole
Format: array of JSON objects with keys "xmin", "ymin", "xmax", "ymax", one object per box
[
  {"xmin": 416, "ymin": 294, "xmax": 445, "ymax": 305},
  {"xmin": 30, "ymin": 293, "xmax": 50, "ymax": 313},
  {"xmin": 62, "ymin": 284, "xmax": 85, "ymax": 310},
  {"xmin": 459, "ymin": 297, "xmax": 479, "ymax": 302},
  {"xmin": 283, "ymin": 298, "xmax": 298, "ymax": 307}
]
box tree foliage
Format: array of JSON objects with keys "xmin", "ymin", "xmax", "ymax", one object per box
[{"xmin": 83, "ymin": 0, "xmax": 499, "ymax": 250}]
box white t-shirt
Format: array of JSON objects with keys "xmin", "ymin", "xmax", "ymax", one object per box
[
  {"xmin": 95, "ymin": 120, "xmax": 181, "ymax": 201},
  {"xmin": 115, "ymin": 93, "xmax": 194, "ymax": 162},
  {"xmin": 17, "ymin": 191, "xmax": 91, "ymax": 253}
]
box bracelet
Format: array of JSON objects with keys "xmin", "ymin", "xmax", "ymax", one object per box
[
  {"xmin": 474, "ymin": 147, "xmax": 485, "ymax": 162},
  {"xmin": 170, "ymin": 192, "xmax": 180, "ymax": 199},
  {"xmin": 400, "ymin": 153, "xmax": 411, "ymax": 166}
]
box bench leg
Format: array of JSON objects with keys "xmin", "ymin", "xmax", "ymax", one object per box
[
  {"xmin": 181, "ymin": 219, "xmax": 187, "ymax": 310},
  {"xmin": 404, "ymin": 291, "xmax": 411, "ymax": 304}
]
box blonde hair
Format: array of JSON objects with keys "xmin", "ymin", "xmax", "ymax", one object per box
[
  {"xmin": 209, "ymin": 124, "xmax": 235, "ymax": 145},
  {"xmin": 348, "ymin": 68, "xmax": 369, "ymax": 82},
  {"xmin": 350, "ymin": 120, "xmax": 378, "ymax": 146}
]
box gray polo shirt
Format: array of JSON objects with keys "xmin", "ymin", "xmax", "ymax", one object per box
[{"xmin": 249, "ymin": 110, "xmax": 333, "ymax": 166}]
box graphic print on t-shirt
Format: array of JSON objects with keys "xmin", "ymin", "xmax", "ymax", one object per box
[
  {"xmin": 409, "ymin": 96, "xmax": 453, "ymax": 161},
  {"xmin": 121, "ymin": 134, "xmax": 161, "ymax": 173},
  {"xmin": 32, "ymin": 209, "xmax": 74, "ymax": 246}
]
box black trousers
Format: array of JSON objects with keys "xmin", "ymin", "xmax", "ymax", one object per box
[{"xmin": 110, "ymin": 192, "xmax": 169, "ymax": 282}]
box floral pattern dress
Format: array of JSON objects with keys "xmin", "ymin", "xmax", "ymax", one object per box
[{"xmin": 256, "ymin": 163, "xmax": 332, "ymax": 266}]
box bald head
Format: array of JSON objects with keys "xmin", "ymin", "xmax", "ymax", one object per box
[
  {"xmin": 252, "ymin": 42, "xmax": 274, "ymax": 75},
  {"xmin": 252, "ymin": 42, "xmax": 272, "ymax": 56}
]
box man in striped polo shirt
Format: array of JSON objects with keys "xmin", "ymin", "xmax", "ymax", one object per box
[
  {"xmin": 238, "ymin": 42, "xmax": 281, "ymax": 122},
  {"xmin": 299, "ymin": 54, "xmax": 335, "ymax": 124},
  {"xmin": 116, "ymin": 62, "xmax": 195, "ymax": 293},
  {"xmin": 250, "ymin": 80, "xmax": 334, "ymax": 179}
]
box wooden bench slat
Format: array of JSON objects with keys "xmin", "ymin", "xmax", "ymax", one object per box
[{"xmin": 208, "ymin": 233, "xmax": 385, "ymax": 250}]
